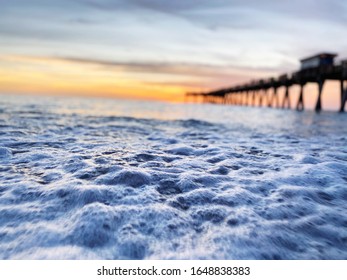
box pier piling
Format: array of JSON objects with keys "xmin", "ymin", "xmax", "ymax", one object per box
[
  {"xmin": 296, "ymin": 83, "xmax": 306, "ymax": 111},
  {"xmin": 340, "ymin": 80, "xmax": 347, "ymax": 112},
  {"xmin": 282, "ymin": 86, "xmax": 291, "ymax": 109},
  {"xmin": 315, "ymin": 79, "xmax": 325, "ymax": 112}
]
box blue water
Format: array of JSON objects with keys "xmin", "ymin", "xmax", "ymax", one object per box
[{"xmin": 0, "ymin": 94, "xmax": 347, "ymax": 259}]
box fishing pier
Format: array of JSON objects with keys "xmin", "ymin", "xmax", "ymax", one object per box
[{"xmin": 187, "ymin": 53, "xmax": 347, "ymax": 112}]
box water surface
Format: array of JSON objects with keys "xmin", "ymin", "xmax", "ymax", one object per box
[{"xmin": 0, "ymin": 94, "xmax": 346, "ymax": 259}]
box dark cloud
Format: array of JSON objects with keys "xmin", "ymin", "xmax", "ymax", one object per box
[
  {"xmin": 54, "ymin": 56, "xmax": 231, "ymax": 77},
  {"xmin": 40, "ymin": 55, "xmax": 288, "ymax": 80}
]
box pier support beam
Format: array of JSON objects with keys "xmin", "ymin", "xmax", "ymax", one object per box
[
  {"xmin": 227, "ymin": 94, "xmax": 232, "ymax": 104},
  {"xmin": 269, "ymin": 87, "xmax": 280, "ymax": 108},
  {"xmin": 282, "ymin": 86, "xmax": 291, "ymax": 109},
  {"xmin": 339, "ymin": 80, "xmax": 347, "ymax": 112},
  {"xmin": 315, "ymin": 79, "xmax": 325, "ymax": 112},
  {"xmin": 296, "ymin": 83, "xmax": 306, "ymax": 111},
  {"xmin": 259, "ymin": 90, "xmax": 263, "ymax": 106},
  {"xmin": 252, "ymin": 91, "xmax": 256, "ymax": 106},
  {"xmin": 263, "ymin": 89, "xmax": 268, "ymax": 107},
  {"xmin": 274, "ymin": 87, "xmax": 280, "ymax": 108},
  {"xmin": 268, "ymin": 88, "xmax": 274, "ymax": 107}
]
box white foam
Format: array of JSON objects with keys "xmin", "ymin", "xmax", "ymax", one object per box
[{"xmin": 0, "ymin": 95, "xmax": 347, "ymax": 259}]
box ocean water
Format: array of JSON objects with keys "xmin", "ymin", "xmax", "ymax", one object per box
[{"xmin": 0, "ymin": 94, "xmax": 347, "ymax": 260}]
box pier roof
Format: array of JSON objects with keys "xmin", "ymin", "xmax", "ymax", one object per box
[{"xmin": 300, "ymin": 53, "xmax": 337, "ymax": 62}]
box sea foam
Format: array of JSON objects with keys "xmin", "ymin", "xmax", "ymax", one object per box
[{"xmin": 0, "ymin": 95, "xmax": 346, "ymax": 259}]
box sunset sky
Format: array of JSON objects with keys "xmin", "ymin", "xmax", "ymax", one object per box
[{"xmin": 1, "ymin": 0, "xmax": 347, "ymax": 107}]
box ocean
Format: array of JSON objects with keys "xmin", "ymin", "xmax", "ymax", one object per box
[{"xmin": 0, "ymin": 94, "xmax": 346, "ymax": 259}]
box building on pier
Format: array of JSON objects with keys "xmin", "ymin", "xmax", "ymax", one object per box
[{"xmin": 300, "ymin": 53, "xmax": 337, "ymax": 70}]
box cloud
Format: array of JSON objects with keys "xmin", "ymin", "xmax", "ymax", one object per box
[
  {"xmin": 76, "ymin": 0, "xmax": 347, "ymax": 30},
  {"xmin": 1, "ymin": 0, "xmax": 346, "ymax": 92},
  {"xmin": 2, "ymin": 54, "xmax": 282, "ymax": 89},
  {"xmin": 53, "ymin": 55, "xmax": 290, "ymax": 77},
  {"xmin": 74, "ymin": 0, "xmax": 257, "ymax": 30},
  {"xmin": 42, "ymin": 56, "xmax": 235, "ymax": 77}
]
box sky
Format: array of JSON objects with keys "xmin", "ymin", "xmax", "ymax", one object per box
[{"xmin": 0, "ymin": 0, "xmax": 347, "ymax": 106}]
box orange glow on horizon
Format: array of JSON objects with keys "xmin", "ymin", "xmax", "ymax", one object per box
[
  {"xmin": 0, "ymin": 54, "xmax": 344, "ymax": 109},
  {"xmin": 0, "ymin": 55, "xmax": 199, "ymax": 103}
]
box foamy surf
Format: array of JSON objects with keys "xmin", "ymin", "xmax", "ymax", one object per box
[{"xmin": 0, "ymin": 95, "xmax": 346, "ymax": 259}]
